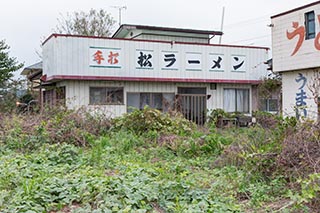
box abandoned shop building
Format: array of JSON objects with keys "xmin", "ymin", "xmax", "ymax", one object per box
[
  {"xmin": 271, "ymin": 1, "xmax": 320, "ymax": 119},
  {"xmin": 22, "ymin": 24, "xmax": 270, "ymax": 124}
]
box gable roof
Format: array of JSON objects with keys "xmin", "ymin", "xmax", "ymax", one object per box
[{"xmin": 112, "ymin": 24, "xmax": 223, "ymax": 39}]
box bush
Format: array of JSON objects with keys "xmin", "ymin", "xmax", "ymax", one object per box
[
  {"xmin": 277, "ymin": 121, "xmax": 320, "ymax": 179},
  {"xmin": 0, "ymin": 108, "xmax": 112, "ymax": 151},
  {"xmin": 111, "ymin": 106, "xmax": 196, "ymax": 136}
]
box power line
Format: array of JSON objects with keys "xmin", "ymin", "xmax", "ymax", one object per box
[
  {"xmin": 229, "ymin": 34, "xmax": 270, "ymax": 44},
  {"xmin": 224, "ymin": 13, "xmax": 272, "ymax": 29}
]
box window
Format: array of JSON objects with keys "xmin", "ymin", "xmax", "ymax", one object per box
[
  {"xmin": 56, "ymin": 86, "xmax": 66, "ymax": 106},
  {"xmin": 305, "ymin": 11, "xmax": 315, "ymax": 40},
  {"xmin": 260, "ymin": 99, "xmax": 278, "ymax": 112},
  {"xmin": 178, "ymin": 87, "xmax": 206, "ymax": 94},
  {"xmin": 127, "ymin": 93, "xmax": 175, "ymax": 112},
  {"xmin": 223, "ymin": 89, "xmax": 249, "ymax": 113},
  {"xmin": 89, "ymin": 87, "xmax": 123, "ymax": 105}
]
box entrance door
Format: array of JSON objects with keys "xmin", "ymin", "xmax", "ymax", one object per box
[{"xmin": 177, "ymin": 87, "xmax": 207, "ymax": 125}]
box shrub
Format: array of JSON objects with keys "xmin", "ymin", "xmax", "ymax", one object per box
[
  {"xmin": 111, "ymin": 106, "xmax": 196, "ymax": 136},
  {"xmin": 277, "ymin": 121, "xmax": 320, "ymax": 179},
  {"xmin": 0, "ymin": 108, "xmax": 112, "ymax": 151}
]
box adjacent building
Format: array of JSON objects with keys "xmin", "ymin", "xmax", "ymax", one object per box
[
  {"xmin": 271, "ymin": 1, "xmax": 320, "ymax": 119},
  {"xmin": 23, "ymin": 24, "xmax": 269, "ymax": 123}
]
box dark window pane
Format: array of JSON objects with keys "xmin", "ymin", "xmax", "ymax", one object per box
[
  {"xmin": 89, "ymin": 87, "xmax": 123, "ymax": 105},
  {"xmin": 178, "ymin": 87, "xmax": 206, "ymax": 94},
  {"xmin": 107, "ymin": 88, "xmax": 124, "ymax": 104},
  {"xmin": 268, "ymin": 99, "xmax": 278, "ymax": 112},
  {"xmin": 152, "ymin": 93, "xmax": 163, "ymax": 110},
  {"xmin": 305, "ymin": 11, "xmax": 315, "ymax": 39},
  {"xmin": 90, "ymin": 87, "xmax": 106, "ymax": 105},
  {"xmin": 140, "ymin": 93, "xmax": 150, "ymax": 109},
  {"xmin": 127, "ymin": 93, "xmax": 140, "ymax": 112}
]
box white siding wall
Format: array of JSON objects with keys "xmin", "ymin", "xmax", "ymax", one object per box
[
  {"xmin": 59, "ymin": 80, "xmax": 253, "ymax": 117},
  {"xmin": 272, "ymin": 3, "xmax": 320, "ymax": 72},
  {"xmin": 282, "ymin": 69, "xmax": 318, "ymax": 119},
  {"xmin": 43, "ymin": 36, "xmax": 268, "ymax": 82}
]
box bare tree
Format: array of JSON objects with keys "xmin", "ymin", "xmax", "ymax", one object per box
[
  {"xmin": 54, "ymin": 9, "xmax": 116, "ymax": 37},
  {"xmin": 308, "ymin": 69, "xmax": 320, "ymax": 123}
]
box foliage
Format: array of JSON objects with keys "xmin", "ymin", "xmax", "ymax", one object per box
[
  {"xmin": 0, "ymin": 110, "xmax": 319, "ymax": 212},
  {"xmin": 0, "ymin": 40, "xmax": 23, "ymax": 87},
  {"xmin": 0, "ymin": 79, "xmax": 27, "ymax": 113},
  {"xmin": 0, "ymin": 108, "xmax": 111, "ymax": 150},
  {"xmin": 55, "ymin": 9, "xmax": 116, "ymax": 37},
  {"xmin": 207, "ymin": 108, "xmax": 228, "ymax": 127},
  {"xmin": 0, "ymin": 40, "xmax": 24, "ymax": 112},
  {"xmin": 111, "ymin": 106, "xmax": 196, "ymax": 136},
  {"xmin": 257, "ymin": 78, "xmax": 281, "ymax": 98},
  {"xmin": 277, "ymin": 121, "xmax": 320, "ymax": 179}
]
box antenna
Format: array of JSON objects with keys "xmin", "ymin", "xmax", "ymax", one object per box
[
  {"xmin": 219, "ymin": 7, "xmax": 225, "ymax": 44},
  {"xmin": 111, "ymin": 6, "xmax": 127, "ymax": 26}
]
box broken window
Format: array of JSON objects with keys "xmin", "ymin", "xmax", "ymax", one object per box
[
  {"xmin": 127, "ymin": 93, "xmax": 174, "ymax": 112},
  {"xmin": 89, "ymin": 87, "xmax": 123, "ymax": 105}
]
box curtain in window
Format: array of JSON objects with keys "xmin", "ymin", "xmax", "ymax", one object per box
[
  {"xmin": 237, "ymin": 89, "xmax": 249, "ymax": 113},
  {"xmin": 224, "ymin": 89, "xmax": 236, "ymax": 112}
]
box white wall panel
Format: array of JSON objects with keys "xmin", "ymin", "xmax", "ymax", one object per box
[
  {"xmin": 43, "ymin": 35, "xmax": 268, "ymax": 82},
  {"xmin": 272, "ymin": 3, "xmax": 320, "ymax": 72},
  {"xmin": 282, "ymin": 70, "xmax": 318, "ymax": 119}
]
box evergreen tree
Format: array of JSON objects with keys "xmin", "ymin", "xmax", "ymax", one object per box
[{"xmin": 0, "ymin": 40, "xmax": 23, "ymax": 87}]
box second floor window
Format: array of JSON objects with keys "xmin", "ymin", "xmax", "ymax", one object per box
[{"xmin": 305, "ymin": 11, "xmax": 315, "ymax": 40}]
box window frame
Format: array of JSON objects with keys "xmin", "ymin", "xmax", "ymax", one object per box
[
  {"xmin": 260, "ymin": 98, "xmax": 278, "ymax": 113},
  {"xmin": 223, "ymin": 88, "xmax": 250, "ymax": 113},
  {"xmin": 127, "ymin": 92, "xmax": 175, "ymax": 112},
  {"xmin": 89, "ymin": 87, "xmax": 124, "ymax": 105},
  {"xmin": 305, "ymin": 11, "xmax": 316, "ymax": 40}
]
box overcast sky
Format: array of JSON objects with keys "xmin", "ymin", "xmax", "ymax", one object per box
[{"xmin": 0, "ymin": 0, "xmax": 316, "ymax": 77}]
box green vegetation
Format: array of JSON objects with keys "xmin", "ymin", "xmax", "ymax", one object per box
[{"xmin": 0, "ymin": 107, "xmax": 319, "ymax": 212}]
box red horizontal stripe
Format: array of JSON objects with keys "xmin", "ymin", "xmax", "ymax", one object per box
[{"xmin": 45, "ymin": 75, "xmax": 261, "ymax": 84}]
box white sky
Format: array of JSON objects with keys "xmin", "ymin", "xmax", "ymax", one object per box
[{"xmin": 0, "ymin": 0, "xmax": 316, "ymax": 77}]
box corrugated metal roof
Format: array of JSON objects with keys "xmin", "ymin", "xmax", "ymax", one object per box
[
  {"xmin": 21, "ymin": 61, "xmax": 42, "ymax": 75},
  {"xmin": 112, "ymin": 24, "xmax": 223, "ymax": 39}
]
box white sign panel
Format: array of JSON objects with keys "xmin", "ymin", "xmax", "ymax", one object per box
[
  {"xmin": 136, "ymin": 49, "xmax": 154, "ymax": 70},
  {"xmin": 89, "ymin": 47, "xmax": 122, "ymax": 68},
  {"xmin": 161, "ymin": 51, "xmax": 179, "ymax": 70},
  {"xmin": 186, "ymin": 52, "xmax": 202, "ymax": 71},
  {"xmin": 208, "ymin": 53, "xmax": 224, "ymax": 72},
  {"xmin": 231, "ymin": 55, "xmax": 246, "ymax": 72}
]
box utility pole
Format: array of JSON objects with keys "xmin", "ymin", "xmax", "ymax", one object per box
[{"xmin": 111, "ymin": 6, "xmax": 127, "ymax": 26}]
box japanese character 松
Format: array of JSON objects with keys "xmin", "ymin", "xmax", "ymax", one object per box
[{"xmin": 137, "ymin": 52, "xmax": 152, "ymax": 67}]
